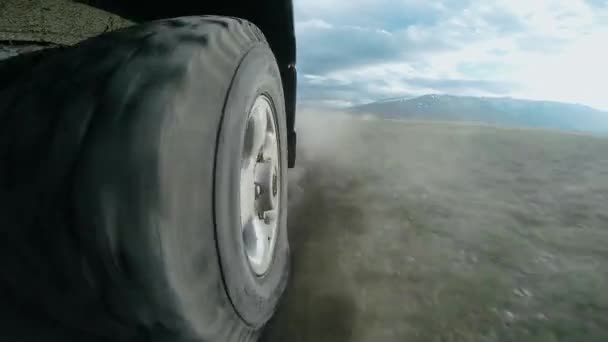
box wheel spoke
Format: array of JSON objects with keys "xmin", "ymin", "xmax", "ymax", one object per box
[
  {"xmin": 253, "ymin": 103, "xmax": 268, "ymax": 155},
  {"xmin": 239, "ymin": 168, "xmax": 255, "ymax": 226},
  {"xmin": 242, "ymin": 104, "xmax": 267, "ymax": 166},
  {"xmin": 254, "ymin": 214, "xmax": 276, "ymax": 246},
  {"xmin": 262, "ymin": 209, "xmax": 278, "ymax": 226},
  {"xmin": 262, "ymin": 132, "xmax": 278, "ymax": 162}
]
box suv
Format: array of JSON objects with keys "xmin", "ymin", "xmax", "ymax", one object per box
[{"xmin": 0, "ymin": 1, "xmax": 297, "ymax": 340}]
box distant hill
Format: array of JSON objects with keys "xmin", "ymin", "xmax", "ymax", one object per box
[{"xmin": 349, "ymin": 94, "xmax": 608, "ymax": 134}]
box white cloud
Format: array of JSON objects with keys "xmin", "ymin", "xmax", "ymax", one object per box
[
  {"xmin": 296, "ymin": 19, "xmax": 333, "ymax": 30},
  {"xmin": 295, "ymin": 0, "xmax": 608, "ymax": 109},
  {"xmin": 508, "ymin": 29, "xmax": 608, "ymax": 108}
]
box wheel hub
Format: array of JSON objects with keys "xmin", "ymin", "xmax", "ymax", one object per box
[{"xmin": 240, "ymin": 95, "xmax": 280, "ymax": 276}]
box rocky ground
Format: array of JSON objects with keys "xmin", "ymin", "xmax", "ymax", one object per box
[{"xmin": 0, "ymin": 0, "xmax": 132, "ymax": 45}]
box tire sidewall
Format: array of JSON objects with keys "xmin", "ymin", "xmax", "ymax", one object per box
[{"xmin": 214, "ymin": 44, "xmax": 290, "ymax": 328}]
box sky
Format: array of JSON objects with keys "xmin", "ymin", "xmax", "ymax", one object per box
[{"xmin": 294, "ymin": 0, "xmax": 608, "ymax": 110}]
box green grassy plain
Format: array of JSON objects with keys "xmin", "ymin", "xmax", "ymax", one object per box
[{"xmin": 263, "ymin": 113, "xmax": 608, "ymax": 342}]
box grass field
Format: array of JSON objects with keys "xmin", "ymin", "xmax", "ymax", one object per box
[{"xmin": 262, "ymin": 112, "xmax": 608, "ymax": 342}]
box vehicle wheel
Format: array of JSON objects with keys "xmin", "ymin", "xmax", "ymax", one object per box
[{"xmin": 0, "ymin": 16, "xmax": 289, "ymax": 341}]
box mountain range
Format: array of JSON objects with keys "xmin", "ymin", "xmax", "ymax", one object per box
[{"xmin": 349, "ymin": 94, "xmax": 608, "ymax": 134}]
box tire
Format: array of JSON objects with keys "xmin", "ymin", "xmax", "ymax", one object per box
[
  {"xmin": 0, "ymin": 45, "xmax": 64, "ymax": 92},
  {"xmin": 0, "ymin": 16, "xmax": 289, "ymax": 342}
]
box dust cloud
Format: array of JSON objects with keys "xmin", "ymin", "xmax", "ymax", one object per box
[{"xmin": 286, "ymin": 109, "xmax": 366, "ymax": 220}]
